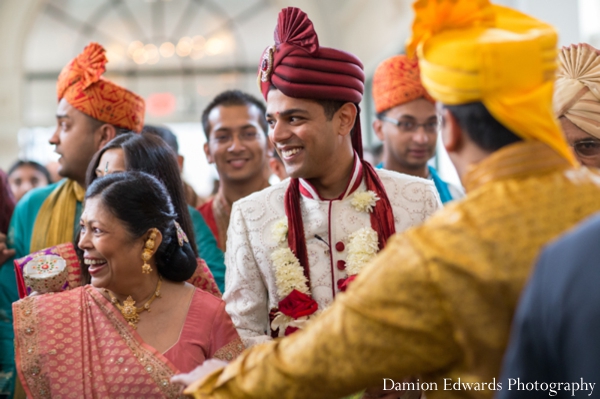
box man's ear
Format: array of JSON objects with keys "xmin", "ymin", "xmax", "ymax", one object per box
[
  {"xmin": 373, "ymin": 119, "xmax": 384, "ymax": 141},
  {"xmin": 336, "ymin": 103, "xmax": 358, "ymax": 137},
  {"xmin": 204, "ymin": 142, "xmax": 214, "ymax": 164},
  {"xmin": 95, "ymin": 124, "xmax": 118, "ymax": 150},
  {"xmin": 441, "ymin": 108, "xmax": 463, "ymax": 153}
]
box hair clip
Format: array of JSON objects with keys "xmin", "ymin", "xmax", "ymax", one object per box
[{"xmin": 174, "ymin": 221, "xmax": 189, "ymax": 247}]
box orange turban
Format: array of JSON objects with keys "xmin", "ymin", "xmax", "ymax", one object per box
[
  {"xmin": 372, "ymin": 55, "xmax": 434, "ymax": 114},
  {"xmin": 57, "ymin": 43, "xmax": 145, "ymax": 133}
]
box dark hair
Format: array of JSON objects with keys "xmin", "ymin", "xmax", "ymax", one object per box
[
  {"xmin": 142, "ymin": 125, "xmax": 179, "ymax": 154},
  {"xmin": 86, "ymin": 172, "xmax": 197, "ymax": 282},
  {"xmin": 86, "ymin": 134, "xmax": 198, "ymax": 256},
  {"xmin": 201, "ymin": 90, "xmax": 268, "ymax": 139},
  {"xmin": 444, "ymin": 102, "xmax": 522, "ymax": 152},
  {"xmin": 313, "ymin": 99, "xmax": 346, "ymax": 120},
  {"xmin": 8, "ymin": 160, "xmax": 52, "ymax": 184}
]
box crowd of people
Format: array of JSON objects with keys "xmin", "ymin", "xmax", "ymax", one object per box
[{"xmin": 1, "ymin": 0, "xmax": 600, "ymax": 398}]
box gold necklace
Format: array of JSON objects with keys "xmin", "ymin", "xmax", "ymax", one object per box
[{"xmin": 105, "ymin": 276, "xmax": 162, "ymax": 329}]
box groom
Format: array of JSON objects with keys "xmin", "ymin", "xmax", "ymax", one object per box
[{"xmin": 222, "ymin": 7, "xmax": 441, "ymax": 348}]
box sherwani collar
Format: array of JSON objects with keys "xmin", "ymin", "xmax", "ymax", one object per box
[
  {"xmin": 463, "ymin": 141, "xmax": 573, "ymax": 193},
  {"xmin": 298, "ymin": 152, "xmax": 363, "ymax": 201}
]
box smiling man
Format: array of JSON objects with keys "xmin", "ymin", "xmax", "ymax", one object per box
[
  {"xmin": 220, "ymin": 7, "xmax": 440, "ymax": 350},
  {"xmin": 372, "ymin": 55, "xmax": 464, "ymax": 203},
  {"xmin": 554, "ymin": 43, "xmax": 600, "ymax": 168},
  {"xmin": 0, "ymin": 42, "xmax": 143, "ymax": 398},
  {"xmin": 198, "ymin": 90, "xmax": 271, "ymax": 252}
]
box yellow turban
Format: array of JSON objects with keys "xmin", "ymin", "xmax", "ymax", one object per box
[
  {"xmin": 555, "ymin": 43, "xmax": 600, "ymax": 139},
  {"xmin": 406, "ymin": 0, "xmax": 576, "ymax": 165}
]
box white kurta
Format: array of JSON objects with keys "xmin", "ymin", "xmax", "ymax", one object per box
[{"xmin": 223, "ymin": 163, "xmax": 442, "ymax": 347}]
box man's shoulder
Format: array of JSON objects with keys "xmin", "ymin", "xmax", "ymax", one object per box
[
  {"xmin": 234, "ymin": 180, "xmax": 289, "ymax": 209},
  {"xmin": 540, "ymin": 213, "xmax": 600, "ymax": 275}
]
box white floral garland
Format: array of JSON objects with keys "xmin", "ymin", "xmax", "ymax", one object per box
[
  {"xmin": 271, "ymin": 247, "xmax": 309, "ymax": 298},
  {"xmin": 346, "ymin": 227, "xmax": 379, "ymax": 276},
  {"xmin": 272, "ymin": 218, "xmax": 288, "ymax": 245},
  {"xmin": 269, "ymin": 190, "xmax": 380, "ymax": 336},
  {"xmin": 350, "ymin": 190, "xmax": 379, "ymax": 213}
]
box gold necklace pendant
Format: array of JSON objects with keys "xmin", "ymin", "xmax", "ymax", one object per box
[
  {"xmin": 121, "ymin": 296, "xmax": 141, "ymax": 328},
  {"xmin": 106, "ymin": 277, "xmax": 162, "ymax": 329}
]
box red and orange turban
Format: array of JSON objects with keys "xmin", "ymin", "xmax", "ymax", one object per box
[
  {"xmin": 372, "ymin": 55, "xmax": 434, "ymax": 114},
  {"xmin": 57, "ymin": 43, "xmax": 145, "ymax": 133}
]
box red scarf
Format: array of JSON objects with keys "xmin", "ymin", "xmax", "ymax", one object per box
[{"xmin": 284, "ymin": 128, "xmax": 395, "ymax": 283}]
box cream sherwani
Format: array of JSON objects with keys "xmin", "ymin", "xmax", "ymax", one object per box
[{"xmin": 223, "ymin": 158, "xmax": 442, "ymax": 347}]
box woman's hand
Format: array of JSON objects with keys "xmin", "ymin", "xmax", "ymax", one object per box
[{"xmin": 170, "ymin": 359, "xmax": 229, "ymax": 387}]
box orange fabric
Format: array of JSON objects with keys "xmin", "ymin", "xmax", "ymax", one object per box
[
  {"xmin": 372, "ymin": 55, "xmax": 434, "ymax": 113},
  {"xmin": 57, "ymin": 42, "xmax": 145, "ymax": 133}
]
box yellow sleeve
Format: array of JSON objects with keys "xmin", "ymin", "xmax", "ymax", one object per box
[{"xmin": 185, "ymin": 233, "xmax": 461, "ymax": 399}]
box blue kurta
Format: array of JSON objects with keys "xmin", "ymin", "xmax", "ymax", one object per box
[{"xmin": 188, "ymin": 205, "xmax": 226, "ymax": 292}]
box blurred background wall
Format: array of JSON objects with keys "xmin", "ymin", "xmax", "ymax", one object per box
[{"xmin": 0, "ymin": 0, "xmax": 590, "ymax": 195}]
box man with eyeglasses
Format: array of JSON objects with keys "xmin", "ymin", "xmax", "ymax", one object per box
[
  {"xmin": 555, "ymin": 43, "xmax": 600, "ymax": 168},
  {"xmin": 372, "ymin": 55, "xmax": 464, "ymax": 203},
  {"xmin": 199, "ymin": 90, "xmax": 272, "ymax": 252}
]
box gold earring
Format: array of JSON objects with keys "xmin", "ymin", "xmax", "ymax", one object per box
[{"xmin": 141, "ymin": 229, "xmax": 158, "ymax": 274}]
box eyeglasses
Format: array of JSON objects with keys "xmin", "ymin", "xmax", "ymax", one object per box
[
  {"xmin": 378, "ymin": 116, "xmax": 438, "ymax": 134},
  {"xmin": 571, "ymin": 139, "xmax": 600, "ymax": 158}
]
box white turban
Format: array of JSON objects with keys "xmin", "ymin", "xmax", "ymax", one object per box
[{"xmin": 555, "ymin": 43, "xmax": 600, "ymax": 139}]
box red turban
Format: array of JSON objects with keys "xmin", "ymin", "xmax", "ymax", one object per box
[
  {"xmin": 57, "ymin": 43, "xmax": 145, "ymax": 133},
  {"xmin": 372, "ymin": 55, "xmax": 434, "ymax": 114},
  {"xmin": 260, "ymin": 8, "xmax": 395, "ymax": 293},
  {"xmin": 258, "ymin": 7, "xmax": 365, "ymax": 157}
]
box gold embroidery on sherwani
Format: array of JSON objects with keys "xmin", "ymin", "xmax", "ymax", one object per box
[{"xmin": 463, "ymin": 141, "xmax": 572, "ymax": 192}]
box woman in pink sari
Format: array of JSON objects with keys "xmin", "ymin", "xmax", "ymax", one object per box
[{"xmin": 13, "ymin": 172, "xmax": 243, "ymax": 398}]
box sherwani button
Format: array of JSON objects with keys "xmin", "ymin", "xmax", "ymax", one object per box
[
  {"xmin": 337, "ymin": 260, "xmax": 346, "ymax": 270},
  {"xmin": 335, "ymin": 242, "xmax": 345, "ymax": 252}
]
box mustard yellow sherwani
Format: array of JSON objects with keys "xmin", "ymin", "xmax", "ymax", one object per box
[{"xmin": 186, "ymin": 141, "xmax": 600, "ymax": 399}]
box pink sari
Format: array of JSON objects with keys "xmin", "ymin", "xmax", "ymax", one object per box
[{"xmin": 13, "ymin": 286, "xmax": 185, "ymax": 398}]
